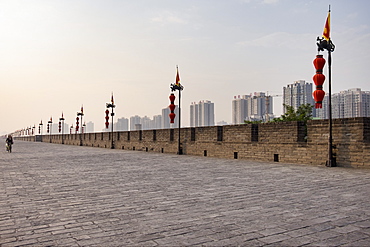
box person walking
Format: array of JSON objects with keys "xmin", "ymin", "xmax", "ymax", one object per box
[{"xmin": 6, "ymin": 135, "xmax": 13, "ymax": 153}]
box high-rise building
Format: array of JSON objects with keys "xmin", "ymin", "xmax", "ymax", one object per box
[
  {"xmin": 247, "ymin": 92, "xmax": 273, "ymax": 122},
  {"xmin": 141, "ymin": 116, "xmax": 152, "ymax": 130},
  {"xmin": 317, "ymin": 88, "xmax": 370, "ymax": 119},
  {"xmin": 283, "ymin": 80, "xmax": 315, "ymax": 116},
  {"xmin": 232, "ymin": 95, "xmax": 250, "ymax": 124},
  {"xmin": 115, "ymin": 117, "xmax": 128, "ymax": 131},
  {"xmin": 162, "ymin": 106, "xmax": 179, "ymax": 129},
  {"xmin": 85, "ymin": 121, "xmax": 94, "ymax": 133},
  {"xmin": 232, "ymin": 93, "xmax": 273, "ymax": 123},
  {"xmin": 190, "ymin": 100, "xmax": 215, "ymax": 127},
  {"xmin": 130, "ymin": 115, "xmax": 141, "ymax": 131},
  {"xmin": 153, "ymin": 115, "xmax": 162, "ymax": 129}
]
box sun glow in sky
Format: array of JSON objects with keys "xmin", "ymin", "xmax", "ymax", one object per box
[{"xmin": 1, "ymin": 0, "xmax": 370, "ymax": 134}]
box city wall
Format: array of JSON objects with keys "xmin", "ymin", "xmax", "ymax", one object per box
[{"xmin": 15, "ymin": 117, "xmax": 370, "ymax": 168}]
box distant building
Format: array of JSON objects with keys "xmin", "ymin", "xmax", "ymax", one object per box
[
  {"xmin": 153, "ymin": 115, "xmax": 162, "ymax": 129},
  {"xmin": 247, "ymin": 92, "xmax": 273, "ymax": 122},
  {"xmin": 85, "ymin": 121, "xmax": 94, "ymax": 133},
  {"xmin": 190, "ymin": 100, "xmax": 215, "ymax": 127},
  {"xmin": 115, "ymin": 117, "xmax": 128, "ymax": 131},
  {"xmin": 232, "ymin": 95, "xmax": 250, "ymax": 124},
  {"xmin": 316, "ymin": 88, "xmax": 370, "ymax": 119},
  {"xmin": 232, "ymin": 93, "xmax": 273, "ymax": 123},
  {"xmin": 283, "ymin": 80, "xmax": 315, "ymax": 117},
  {"xmin": 130, "ymin": 115, "xmax": 141, "ymax": 131}
]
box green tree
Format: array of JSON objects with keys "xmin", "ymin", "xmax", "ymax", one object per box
[{"xmin": 272, "ymin": 104, "xmax": 313, "ymax": 123}]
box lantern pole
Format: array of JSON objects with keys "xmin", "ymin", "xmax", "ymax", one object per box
[
  {"xmin": 178, "ymin": 88, "xmax": 182, "ymax": 154},
  {"xmin": 60, "ymin": 113, "xmax": 65, "ymax": 144},
  {"xmin": 48, "ymin": 117, "xmax": 52, "ymax": 143},
  {"xmin": 106, "ymin": 95, "xmax": 116, "ymax": 149},
  {"xmin": 77, "ymin": 107, "xmax": 84, "ymax": 146},
  {"xmin": 39, "ymin": 120, "xmax": 43, "ymax": 142},
  {"xmin": 316, "ymin": 6, "xmax": 336, "ymax": 167},
  {"xmin": 327, "ymin": 46, "xmax": 334, "ymax": 167},
  {"xmin": 170, "ymin": 65, "xmax": 184, "ymax": 155}
]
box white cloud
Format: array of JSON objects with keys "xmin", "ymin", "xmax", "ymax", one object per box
[
  {"xmin": 151, "ymin": 11, "xmax": 187, "ymax": 25},
  {"xmin": 237, "ymin": 32, "xmax": 313, "ymax": 50},
  {"xmin": 262, "ymin": 0, "xmax": 279, "ymax": 4}
]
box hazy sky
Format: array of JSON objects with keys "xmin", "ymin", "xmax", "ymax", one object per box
[{"xmin": 1, "ymin": 0, "xmax": 370, "ymax": 134}]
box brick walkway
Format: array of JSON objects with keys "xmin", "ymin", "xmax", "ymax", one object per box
[{"xmin": 1, "ymin": 141, "xmax": 370, "ymax": 246}]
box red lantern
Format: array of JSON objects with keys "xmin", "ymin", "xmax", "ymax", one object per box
[
  {"xmin": 169, "ymin": 113, "xmax": 176, "ymax": 123},
  {"xmin": 105, "ymin": 109, "xmax": 110, "ymax": 128},
  {"xmin": 313, "ymin": 73, "xmax": 326, "ymax": 88},
  {"xmin": 313, "ymin": 55, "xmax": 326, "ymax": 109},
  {"xmin": 169, "ymin": 104, "xmax": 176, "ymax": 112},
  {"xmin": 313, "ymin": 54, "xmax": 326, "ymax": 72},
  {"xmin": 169, "ymin": 94, "xmax": 175, "ymax": 102},
  {"xmin": 76, "ymin": 117, "xmax": 79, "ymax": 132},
  {"xmin": 313, "ymin": 89, "xmax": 326, "ymax": 108},
  {"xmin": 169, "ymin": 93, "xmax": 176, "ymax": 124}
]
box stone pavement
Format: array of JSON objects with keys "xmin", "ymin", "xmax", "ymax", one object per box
[{"xmin": 1, "ymin": 141, "xmax": 370, "ymax": 246}]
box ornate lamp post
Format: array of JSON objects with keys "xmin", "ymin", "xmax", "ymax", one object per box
[
  {"xmin": 77, "ymin": 106, "xmax": 84, "ymax": 146},
  {"xmin": 315, "ymin": 6, "xmax": 336, "ymax": 167},
  {"xmin": 106, "ymin": 93, "xmax": 116, "ymax": 149},
  {"xmin": 39, "ymin": 120, "xmax": 43, "ymax": 142},
  {"xmin": 170, "ymin": 66, "xmax": 184, "ymax": 155},
  {"xmin": 48, "ymin": 117, "xmax": 52, "ymax": 143},
  {"xmin": 59, "ymin": 113, "xmax": 65, "ymax": 144}
]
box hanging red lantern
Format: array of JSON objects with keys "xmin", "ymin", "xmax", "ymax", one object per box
[
  {"xmin": 105, "ymin": 109, "xmax": 110, "ymax": 128},
  {"xmin": 313, "ymin": 89, "xmax": 326, "ymax": 108},
  {"xmin": 313, "ymin": 73, "xmax": 326, "ymax": 88},
  {"xmin": 76, "ymin": 116, "xmax": 79, "ymax": 132},
  {"xmin": 313, "ymin": 55, "xmax": 326, "ymax": 108},
  {"xmin": 169, "ymin": 104, "xmax": 176, "ymax": 112},
  {"xmin": 313, "ymin": 54, "xmax": 326, "ymax": 72},
  {"xmin": 169, "ymin": 93, "xmax": 176, "ymax": 124},
  {"xmin": 169, "ymin": 113, "xmax": 176, "ymax": 123}
]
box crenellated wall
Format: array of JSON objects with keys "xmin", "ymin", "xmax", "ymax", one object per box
[{"xmin": 15, "ymin": 118, "xmax": 370, "ymax": 168}]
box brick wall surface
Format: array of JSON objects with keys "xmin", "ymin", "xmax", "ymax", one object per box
[{"xmin": 16, "ymin": 118, "xmax": 370, "ymax": 168}]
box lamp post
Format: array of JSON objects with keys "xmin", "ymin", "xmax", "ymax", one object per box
[
  {"xmin": 48, "ymin": 117, "xmax": 52, "ymax": 143},
  {"xmin": 59, "ymin": 113, "xmax": 65, "ymax": 144},
  {"xmin": 77, "ymin": 106, "xmax": 84, "ymax": 146},
  {"xmin": 170, "ymin": 66, "xmax": 184, "ymax": 155},
  {"xmin": 106, "ymin": 93, "xmax": 116, "ymax": 149},
  {"xmin": 39, "ymin": 120, "xmax": 43, "ymax": 142},
  {"xmin": 316, "ymin": 6, "xmax": 336, "ymax": 167}
]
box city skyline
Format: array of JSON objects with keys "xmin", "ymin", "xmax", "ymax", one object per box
[
  {"xmin": 17, "ymin": 85, "xmax": 369, "ymax": 134},
  {"xmin": 1, "ymin": 0, "xmax": 370, "ymax": 135}
]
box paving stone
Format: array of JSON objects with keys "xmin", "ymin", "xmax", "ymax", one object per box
[{"xmin": 1, "ymin": 141, "xmax": 370, "ymax": 246}]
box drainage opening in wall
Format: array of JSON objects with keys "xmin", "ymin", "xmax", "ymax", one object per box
[
  {"xmin": 234, "ymin": 152, "xmax": 238, "ymax": 159},
  {"xmin": 161, "ymin": 148, "xmax": 164, "ymax": 153},
  {"xmin": 204, "ymin": 150, "xmax": 207, "ymax": 156},
  {"xmin": 274, "ymin": 154, "xmax": 279, "ymax": 162},
  {"xmin": 146, "ymin": 147, "xmax": 148, "ymax": 152}
]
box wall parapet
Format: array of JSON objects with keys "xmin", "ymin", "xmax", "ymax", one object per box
[{"xmin": 15, "ymin": 117, "xmax": 370, "ymax": 168}]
